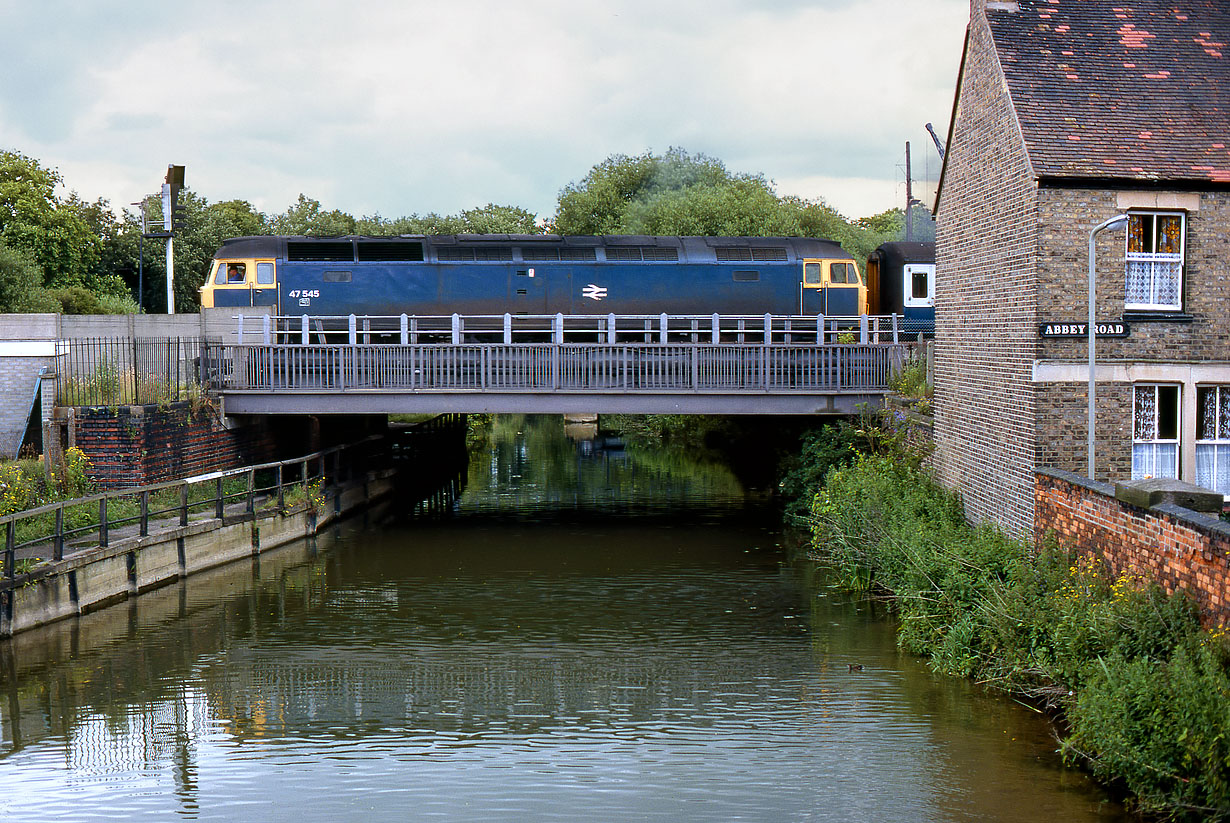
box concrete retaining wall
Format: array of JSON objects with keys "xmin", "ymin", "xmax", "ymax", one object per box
[
  {"xmin": 0, "ymin": 469, "xmax": 395, "ymax": 637},
  {"xmin": 0, "ymin": 310, "xmax": 262, "ymax": 459}
]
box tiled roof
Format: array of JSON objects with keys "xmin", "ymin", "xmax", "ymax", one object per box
[{"xmin": 987, "ymin": 0, "xmax": 1230, "ymax": 183}]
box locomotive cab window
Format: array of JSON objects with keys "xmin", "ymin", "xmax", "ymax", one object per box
[
  {"xmin": 804, "ymin": 263, "xmax": 821, "ymax": 285},
  {"xmin": 216, "ymin": 262, "xmax": 247, "ymax": 284},
  {"xmin": 829, "ymin": 262, "xmax": 860, "ymax": 285},
  {"xmin": 256, "ymin": 262, "xmax": 275, "ymax": 285}
]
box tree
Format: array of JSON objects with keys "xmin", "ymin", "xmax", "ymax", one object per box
[
  {"xmin": 0, "ymin": 244, "xmax": 59, "ymax": 313},
  {"xmin": 0, "ymin": 151, "xmax": 96, "ymax": 288},
  {"xmin": 551, "ymin": 148, "xmax": 902, "ymax": 263},
  {"xmin": 357, "ymin": 203, "xmax": 540, "ymax": 236},
  {"xmin": 553, "ymin": 148, "xmax": 743, "ymax": 235},
  {"xmin": 271, "ymin": 195, "xmax": 356, "ymax": 236}
]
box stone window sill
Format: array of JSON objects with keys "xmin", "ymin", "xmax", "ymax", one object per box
[{"xmin": 1122, "ymin": 310, "xmax": 1194, "ymax": 323}]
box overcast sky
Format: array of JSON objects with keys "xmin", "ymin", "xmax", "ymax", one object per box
[{"xmin": 0, "ymin": 0, "xmax": 968, "ymax": 225}]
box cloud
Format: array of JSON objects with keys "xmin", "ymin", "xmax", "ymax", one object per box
[{"xmin": 0, "ymin": 0, "xmax": 968, "ymax": 222}]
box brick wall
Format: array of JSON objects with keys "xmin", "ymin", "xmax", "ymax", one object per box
[
  {"xmin": 73, "ymin": 403, "xmax": 279, "ymax": 488},
  {"xmin": 933, "ymin": 5, "xmax": 1040, "ymax": 538},
  {"xmin": 1032, "ymin": 190, "xmax": 1230, "ymax": 488},
  {"xmin": 1036, "ymin": 468, "xmax": 1230, "ymax": 625}
]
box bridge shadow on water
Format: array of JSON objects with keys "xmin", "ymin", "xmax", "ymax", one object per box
[{"xmin": 388, "ymin": 414, "xmax": 778, "ymax": 529}]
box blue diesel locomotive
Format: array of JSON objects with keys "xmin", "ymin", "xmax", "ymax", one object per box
[{"xmin": 199, "ymin": 234, "xmax": 867, "ymax": 317}]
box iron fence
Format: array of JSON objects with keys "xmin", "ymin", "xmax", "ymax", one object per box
[
  {"xmin": 57, "ymin": 338, "xmax": 210, "ymax": 407},
  {"xmin": 230, "ymin": 312, "xmax": 910, "ymax": 346},
  {"xmin": 205, "ymin": 342, "xmax": 906, "ymax": 393},
  {"xmin": 1, "ymin": 435, "xmax": 385, "ymax": 583}
]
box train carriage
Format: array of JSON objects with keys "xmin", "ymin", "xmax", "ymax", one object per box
[
  {"xmin": 200, "ymin": 234, "xmax": 868, "ymax": 318},
  {"xmin": 865, "ymin": 241, "xmax": 935, "ymax": 337}
]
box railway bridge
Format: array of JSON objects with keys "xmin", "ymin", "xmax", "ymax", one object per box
[{"xmin": 201, "ymin": 313, "xmax": 914, "ymax": 416}]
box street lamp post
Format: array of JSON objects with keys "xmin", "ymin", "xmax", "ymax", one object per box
[{"xmin": 1088, "ymin": 214, "xmax": 1129, "ymax": 480}]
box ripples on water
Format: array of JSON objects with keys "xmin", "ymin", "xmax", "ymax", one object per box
[{"xmin": 0, "ymin": 417, "xmax": 1125, "ymax": 822}]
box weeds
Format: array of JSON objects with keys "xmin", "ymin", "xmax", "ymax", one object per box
[{"xmin": 795, "ymin": 443, "xmax": 1230, "ymax": 819}]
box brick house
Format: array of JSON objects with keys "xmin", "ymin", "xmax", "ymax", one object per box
[{"xmin": 932, "ymin": 0, "xmax": 1230, "ymax": 537}]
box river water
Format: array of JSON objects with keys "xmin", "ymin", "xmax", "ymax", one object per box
[{"xmin": 0, "ymin": 416, "xmax": 1126, "ymax": 822}]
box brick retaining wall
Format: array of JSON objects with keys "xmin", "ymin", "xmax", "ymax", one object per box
[
  {"xmin": 73, "ymin": 403, "xmax": 279, "ymax": 488},
  {"xmin": 1035, "ymin": 467, "xmax": 1230, "ymax": 625}
]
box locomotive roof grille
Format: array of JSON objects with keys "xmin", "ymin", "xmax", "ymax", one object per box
[
  {"xmin": 356, "ymin": 241, "xmax": 425, "ymax": 262},
  {"xmin": 604, "ymin": 247, "xmax": 679, "ymax": 262},
  {"xmin": 435, "ymin": 246, "xmax": 513, "ymax": 262},
  {"xmin": 522, "ymin": 248, "xmax": 598, "ymax": 261},
  {"xmin": 715, "ymin": 246, "xmax": 788, "ymax": 262},
  {"xmin": 288, "ymin": 241, "xmax": 355, "ymax": 262},
  {"xmin": 715, "ymin": 247, "xmax": 752, "ymax": 262}
]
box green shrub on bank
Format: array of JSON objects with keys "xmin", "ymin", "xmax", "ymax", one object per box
[{"xmin": 807, "ymin": 452, "xmax": 1230, "ymax": 819}]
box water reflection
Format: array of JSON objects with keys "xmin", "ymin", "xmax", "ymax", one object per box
[
  {"xmin": 0, "ymin": 416, "xmax": 1126, "ymax": 822},
  {"xmin": 456, "ymin": 415, "xmax": 746, "ymax": 518}
]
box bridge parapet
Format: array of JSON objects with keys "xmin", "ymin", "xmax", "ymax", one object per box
[{"xmin": 229, "ymin": 312, "xmax": 911, "ymax": 347}]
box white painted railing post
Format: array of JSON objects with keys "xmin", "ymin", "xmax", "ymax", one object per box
[
  {"xmin": 711, "ymin": 313, "xmax": 720, "ymax": 345},
  {"xmin": 301, "ymin": 314, "xmax": 309, "ymax": 345},
  {"xmin": 451, "ymin": 313, "xmax": 461, "ymax": 345},
  {"xmin": 607, "ymin": 313, "xmax": 617, "ymax": 345},
  {"xmin": 891, "ymin": 313, "xmax": 899, "ymax": 344},
  {"xmin": 859, "ymin": 315, "xmax": 869, "ymax": 344},
  {"xmin": 659, "ymin": 313, "xmax": 669, "ymax": 344},
  {"xmin": 817, "ymin": 313, "xmax": 826, "ymax": 345},
  {"xmin": 763, "ymin": 313, "xmax": 772, "ymax": 345},
  {"xmin": 400, "ymin": 314, "xmax": 409, "ymax": 345},
  {"xmin": 503, "ymin": 313, "xmax": 512, "ymax": 345},
  {"xmin": 348, "ymin": 314, "xmax": 357, "ymax": 345},
  {"xmin": 554, "ymin": 313, "xmax": 564, "ymax": 345},
  {"xmin": 236, "ymin": 314, "xmax": 244, "ymax": 343},
  {"xmin": 262, "ymin": 314, "xmax": 271, "ymax": 345}
]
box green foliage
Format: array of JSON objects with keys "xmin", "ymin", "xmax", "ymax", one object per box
[
  {"xmin": 0, "ymin": 151, "xmax": 96, "ymax": 289},
  {"xmin": 0, "ymin": 243, "xmax": 60, "ymax": 312},
  {"xmin": 776, "ymin": 423, "xmax": 866, "ymax": 525},
  {"xmin": 271, "ymin": 194, "xmax": 357, "ymax": 236},
  {"xmin": 48, "ymin": 286, "xmax": 103, "ymax": 314},
  {"xmin": 807, "ymin": 450, "xmax": 1229, "ymax": 819},
  {"xmin": 0, "ymin": 448, "xmax": 94, "ymax": 517},
  {"xmin": 1065, "ymin": 640, "xmax": 1230, "ymax": 818},
  {"xmin": 552, "ymin": 148, "xmax": 902, "ymax": 263},
  {"xmin": 888, "ymin": 351, "xmax": 931, "ymax": 406},
  {"xmin": 358, "ymin": 203, "xmax": 540, "ymax": 236}
]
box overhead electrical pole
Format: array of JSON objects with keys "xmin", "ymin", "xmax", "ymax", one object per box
[{"xmin": 905, "ymin": 142, "xmax": 914, "ymax": 242}]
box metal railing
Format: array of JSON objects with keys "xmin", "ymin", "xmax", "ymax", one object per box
[
  {"xmin": 203, "ymin": 342, "xmax": 907, "ymax": 393},
  {"xmin": 57, "ymin": 337, "xmax": 211, "ymax": 407},
  {"xmin": 0, "ymin": 436, "xmax": 383, "ymax": 582},
  {"xmin": 231, "ymin": 312, "xmax": 909, "ymax": 346}
]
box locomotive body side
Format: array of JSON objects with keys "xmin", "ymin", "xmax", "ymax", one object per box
[{"xmin": 200, "ymin": 235, "xmax": 867, "ymax": 318}]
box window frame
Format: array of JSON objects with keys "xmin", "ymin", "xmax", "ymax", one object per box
[
  {"xmin": 1132, "ymin": 383, "xmax": 1181, "ymax": 480},
  {"xmin": 1124, "ymin": 210, "xmax": 1185, "ymax": 312},
  {"xmin": 1196, "ymin": 385, "xmax": 1230, "ymax": 495},
  {"xmin": 903, "ymin": 263, "xmax": 935, "ymax": 308}
]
